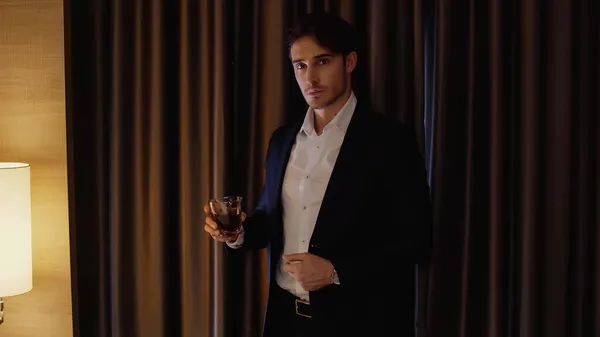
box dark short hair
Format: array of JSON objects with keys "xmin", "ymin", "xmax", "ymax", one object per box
[{"xmin": 285, "ymin": 12, "xmax": 358, "ymax": 58}]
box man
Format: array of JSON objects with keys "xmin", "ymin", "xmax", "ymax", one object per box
[{"xmin": 204, "ymin": 12, "xmax": 432, "ymax": 337}]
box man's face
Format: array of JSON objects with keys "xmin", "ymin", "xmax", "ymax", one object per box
[{"xmin": 290, "ymin": 36, "xmax": 356, "ymax": 109}]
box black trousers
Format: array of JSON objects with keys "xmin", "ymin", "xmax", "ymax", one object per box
[{"xmin": 263, "ymin": 285, "xmax": 318, "ymax": 337}]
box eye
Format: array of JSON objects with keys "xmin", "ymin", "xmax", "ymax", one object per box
[
  {"xmin": 318, "ymin": 59, "xmax": 329, "ymax": 65},
  {"xmin": 295, "ymin": 63, "xmax": 306, "ymax": 70}
]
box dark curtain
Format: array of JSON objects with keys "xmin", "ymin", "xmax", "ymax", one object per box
[
  {"xmin": 63, "ymin": 1, "xmax": 431, "ymax": 337},
  {"xmin": 426, "ymin": 0, "xmax": 600, "ymax": 337}
]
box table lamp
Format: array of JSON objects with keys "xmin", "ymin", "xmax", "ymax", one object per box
[{"xmin": 0, "ymin": 162, "xmax": 33, "ymax": 325}]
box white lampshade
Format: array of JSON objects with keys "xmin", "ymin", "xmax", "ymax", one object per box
[{"xmin": 0, "ymin": 162, "xmax": 33, "ymax": 297}]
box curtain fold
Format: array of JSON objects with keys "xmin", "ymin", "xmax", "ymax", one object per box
[
  {"xmin": 427, "ymin": 0, "xmax": 599, "ymax": 336},
  {"xmin": 64, "ymin": 1, "xmax": 429, "ymax": 337}
]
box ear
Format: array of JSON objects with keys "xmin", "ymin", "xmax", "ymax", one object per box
[{"xmin": 345, "ymin": 51, "xmax": 357, "ymax": 73}]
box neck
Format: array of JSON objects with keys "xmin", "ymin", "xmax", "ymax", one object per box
[{"xmin": 313, "ymin": 88, "xmax": 352, "ymax": 135}]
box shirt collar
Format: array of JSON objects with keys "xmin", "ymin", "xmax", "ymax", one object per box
[{"xmin": 300, "ymin": 91, "xmax": 357, "ymax": 137}]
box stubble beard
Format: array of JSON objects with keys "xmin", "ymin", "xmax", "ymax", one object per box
[{"xmin": 308, "ymin": 76, "xmax": 348, "ymax": 110}]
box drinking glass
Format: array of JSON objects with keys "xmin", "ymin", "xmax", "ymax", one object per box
[{"xmin": 208, "ymin": 196, "xmax": 243, "ymax": 236}]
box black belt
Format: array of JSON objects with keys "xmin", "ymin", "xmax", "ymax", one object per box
[
  {"xmin": 273, "ymin": 285, "xmax": 314, "ymax": 319},
  {"xmin": 295, "ymin": 298, "xmax": 312, "ymax": 318},
  {"xmin": 267, "ymin": 286, "xmax": 325, "ymax": 337}
]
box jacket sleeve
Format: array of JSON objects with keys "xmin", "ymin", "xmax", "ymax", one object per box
[
  {"xmin": 236, "ymin": 186, "xmax": 269, "ymax": 251},
  {"xmin": 225, "ymin": 127, "xmax": 282, "ymax": 252}
]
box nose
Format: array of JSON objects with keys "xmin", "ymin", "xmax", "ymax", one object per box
[{"xmin": 306, "ymin": 66, "xmax": 319, "ymax": 85}]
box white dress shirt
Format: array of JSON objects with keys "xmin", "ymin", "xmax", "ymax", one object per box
[{"xmin": 229, "ymin": 92, "xmax": 357, "ymax": 301}]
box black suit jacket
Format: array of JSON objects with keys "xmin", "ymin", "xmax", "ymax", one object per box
[{"xmin": 237, "ymin": 99, "xmax": 433, "ymax": 337}]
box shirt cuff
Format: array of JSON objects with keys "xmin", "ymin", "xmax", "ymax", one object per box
[{"xmin": 225, "ymin": 227, "xmax": 245, "ymax": 249}]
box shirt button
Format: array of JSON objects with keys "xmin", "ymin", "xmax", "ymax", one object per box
[
  {"xmin": 306, "ymin": 175, "xmax": 309, "ymax": 179},
  {"xmin": 303, "ymin": 206, "xmax": 307, "ymax": 210}
]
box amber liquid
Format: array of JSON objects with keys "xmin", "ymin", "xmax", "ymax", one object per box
[{"xmin": 212, "ymin": 210, "xmax": 242, "ymax": 235}]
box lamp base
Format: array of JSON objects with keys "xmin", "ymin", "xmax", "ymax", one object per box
[{"xmin": 0, "ymin": 297, "xmax": 3, "ymax": 325}]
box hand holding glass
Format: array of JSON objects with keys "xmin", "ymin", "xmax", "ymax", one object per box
[{"xmin": 205, "ymin": 196, "xmax": 244, "ymax": 240}]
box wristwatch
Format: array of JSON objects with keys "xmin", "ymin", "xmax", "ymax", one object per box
[{"xmin": 330, "ymin": 268, "xmax": 340, "ymax": 285}]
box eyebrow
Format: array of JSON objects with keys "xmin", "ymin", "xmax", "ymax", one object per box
[{"xmin": 291, "ymin": 53, "xmax": 334, "ymax": 64}]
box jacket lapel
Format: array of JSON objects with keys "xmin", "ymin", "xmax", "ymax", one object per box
[
  {"xmin": 309, "ymin": 101, "xmax": 370, "ymax": 246},
  {"xmin": 269, "ymin": 119, "xmax": 302, "ymax": 247}
]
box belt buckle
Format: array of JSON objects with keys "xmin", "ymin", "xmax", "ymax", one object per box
[{"xmin": 294, "ymin": 298, "xmax": 312, "ymax": 319}]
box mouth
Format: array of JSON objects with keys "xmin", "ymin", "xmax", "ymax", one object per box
[{"xmin": 306, "ymin": 89, "xmax": 324, "ymax": 97}]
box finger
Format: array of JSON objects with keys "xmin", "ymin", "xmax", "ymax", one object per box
[
  {"xmin": 205, "ymin": 228, "xmax": 235, "ymax": 243},
  {"xmin": 205, "ymin": 216, "xmax": 218, "ymax": 230},
  {"xmin": 301, "ymin": 282, "xmax": 320, "ymax": 292},
  {"xmin": 204, "ymin": 224, "xmax": 220, "ymax": 237},
  {"xmin": 300, "ymin": 278, "xmax": 323, "ymax": 291},
  {"xmin": 283, "ymin": 253, "xmax": 307, "ymax": 262},
  {"xmin": 215, "ymin": 235, "xmax": 235, "ymax": 243},
  {"xmin": 204, "ymin": 203, "xmax": 210, "ymax": 214},
  {"xmin": 241, "ymin": 212, "xmax": 247, "ymax": 222},
  {"xmin": 299, "ymin": 282, "xmax": 313, "ymax": 291},
  {"xmin": 282, "ymin": 263, "xmax": 299, "ymax": 274}
]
